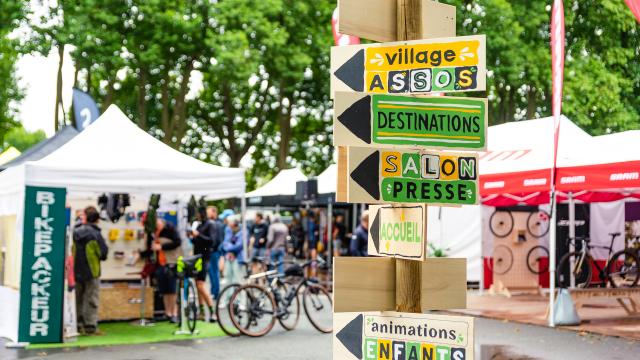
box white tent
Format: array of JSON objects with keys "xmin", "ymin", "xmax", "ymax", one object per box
[
  {"xmin": 0, "ymin": 105, "xmax": 245, "ymax": 342},
  {"xmin": 246, "ymin": 168, "xmax": 307, "ymax": 200},
  {"xmin": 317, "ymin": 164, "xmax": 337, "ymax": 195}
]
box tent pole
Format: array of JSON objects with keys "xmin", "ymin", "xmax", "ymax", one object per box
[
  {"xmin": 548, "ymin": 189, "xmax": 558, "ymax": 327},
  {"xmin": 568, "ymin": 192, "xmax": 575, "ymax": 288},
  {"xmin": 352, "ymin": 203, "xmax": 357, "ymax": 233},
  {"xmin": 241, "ymin": 194, "xmax": 248, "ymax": 260}
]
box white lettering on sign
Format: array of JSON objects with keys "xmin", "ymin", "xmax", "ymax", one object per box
[
  {"xmin": 483, "ymin": 181, "xmax": 504, "ymax": 189},
  {"xmin": 610, "ymin": 172, "xmax": 639, "ymax": 181},
  {"xmin": 523, "ymin": 178, "xmax": 546, "ymax": 186},
  {"xmin": 29, "ymin": 190, "xmax": 56, "ymax": 337},
  {"xmin": 560, "ymin": 176, "xmax": 585, "ymax": 184}
]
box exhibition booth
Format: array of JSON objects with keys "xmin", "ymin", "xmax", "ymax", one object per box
[{"xmin": 0, "ymin": 105, "xmax": 245, "ymax": 344}]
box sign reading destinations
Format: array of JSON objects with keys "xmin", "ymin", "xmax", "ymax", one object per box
[
  {"xmin": 337, "ymin": 146, "xmax": 478, "ymax": 205},
  {"xmin": 334, "ymin": 311, "xmax": 474, "ymax": 360},
  {"xmin": 334, "ymin": 92, "xmax": 487, "ymax": 150},
  {"xmin": 18, "ymin": 186, "xmax": 66, "ymax": 344},
  {"xmin": 368, "ymin": 205, "xmax": 428, "ymax": 260},
  {"xmin": 331, "ymin": 35, "xmax": 486, "ymax": 96}
]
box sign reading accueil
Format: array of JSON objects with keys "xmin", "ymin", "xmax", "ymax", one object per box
[
  {"xmin": 18, "ymin": 186, "xmax": 67, "ymax": 343},
  {"xmin": 334, "ymin": 311, "xmax": 474, "ymax": 360},
  {"xmin": 331, "ymin": 35, "xmax": 486, "ymax": 96},
  {"xmin": 334, "ymin": 92, "xmax": 487, "ymax": 150},
  {"xmin": 368, "ymin": 205, "xmax": 427, "ymax": 260}
]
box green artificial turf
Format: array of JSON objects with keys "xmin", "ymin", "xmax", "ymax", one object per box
[{"xmin": 27, "ymin": 321, "xmax": 226, "ymax": 349}]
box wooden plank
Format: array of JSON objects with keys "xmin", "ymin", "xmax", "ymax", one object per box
[
  {"xmin": 421, "ymin": 257, "xmax": 467, "ymax": 311},
  {"xmin": 334, "ymin": 311, "xmax": 475, "ymax": 359},
  {"xmin": 333, "ymin": 92, "xmax": 488, "ymax": 150},
  {"xmin": 341, "ymin": 146, "xmax": 479, "ymax": 206},
  {"xmin": 333, "ymin": 257, "xmax": 467, "ymax": 312},
  {"xmin": 333, "ymin": 257, "xmax": 396, "ymax": 312},
  {"xmin": 330, "ymin": 34, "xmax": 486, "ymax": 97},
  {"xmin": 338, "ymin": 0, "xmax": 456, "ymax": 42},
  {"xmin": 368, "ymin": 204, "xmax": 428, "ymax": 260}
]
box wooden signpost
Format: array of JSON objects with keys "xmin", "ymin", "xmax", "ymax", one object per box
[
  {"xmin": 331, "ymin": 35, "xmax": 486, "ymax": 96},
  {"xmin": 334, "ymin": 311, "xmax": 475, "ymax": 360},
  {"xmin": 334, "ymin": 92, "xmax": 488, "ymax": 150},
  {"xmin": 368, "ymin": 204, "xmax": 428, "ymax": 259},
  {"xmin": 336, "ymin": 146, "xmax": 479, "ymax": 205},
  {"xmin": 332, "ymin": 1, "xmax": 485, "ymax": 358}
]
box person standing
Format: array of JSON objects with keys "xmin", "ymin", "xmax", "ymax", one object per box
[
  {"xmin": 250, "ymin": 212, "xmax": 269, "ymax": 258},
  {"xmin": 333, "ymin": 214, "xmax": 347, "ymax": 257},
  {"xmin": 222, "ymin": 218, "xmax": 245, "ymax": 284},
  {"xmin": 307, "ymin": 212, "xmax": 320, "ymax": 276},
  {"xmin": 190, "ymin": 208, "xmax": 217, "ymax": 322},
  {"xmin": 73, "ymin": 206, "xmax": 108, "ymax": 335},
  {"xmin": 350, "ymin": 211, "xmax": 369, "ymax": 257},
  {"xmin": 207, "ymin": 207, "xmax": 224, "ymax": 300},
  {"xmin": 267, "ymin": 215, "xmax": 289, "ymax": 275}
]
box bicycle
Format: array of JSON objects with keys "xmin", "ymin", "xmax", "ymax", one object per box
[
  {"xmin": 228, "ymin": 257, "xmax": 332, "ymax": 337},
  {"xmin": 173, "ymin": 254, "xmax": 203, "ymax": 334},
  {"xmin": 216, "ymin": 256, "xmax": 278, "ymax": 337},
  {"xmin": 489, "ymin": 208, "xmax": 551, "ymax": 238},
  {"xmin": 557, "ymin": 233, "xmax": 640, "ymax": 288}
]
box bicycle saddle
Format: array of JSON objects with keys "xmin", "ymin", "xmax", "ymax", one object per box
[{"xmin": 610, "ymin": 232, "xmax": 621, "ymax": 237}]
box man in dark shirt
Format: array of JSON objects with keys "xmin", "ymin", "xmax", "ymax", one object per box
[
  {"xmin": 207, "ymin": 207, "xmax": 224, "ymax": 301},
  {"xmin": 250, "ymin": 212, "xmax": 269, "ymax": 258},
  {"xmin": 73, "ymin": 206, "xmax": 108, "ymax": 335},
  {"xmin": 190, "ymin": 207, "xmax": 217, "ymax": 322},
  {"xmin": 350, "ymin": 211, "xmax": 369, "ymax": 257},
  {"xmin": 333, "ymin": 214, "xmax": 347, "ymax": 257}
]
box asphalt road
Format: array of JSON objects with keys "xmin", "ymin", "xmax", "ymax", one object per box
[{"xmin": 2, "ymin": 316, "xmax": 640, "ymax": 359}]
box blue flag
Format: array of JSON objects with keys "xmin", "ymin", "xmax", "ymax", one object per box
[{"xmin": 72, "ymin": 88, "xmax": 100, "ymax": 131}]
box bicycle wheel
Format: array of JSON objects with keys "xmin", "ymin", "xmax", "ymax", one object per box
[
  {"xmin": 526, "ymin": 245, "xmax": 549, "ymax": 274},
  {"xmin": 489, "ymin": 245, "xmax": 513, "ymax": 275},
  {"xmin": 216, "ymin": 283, "xmax": 241, "ymax": 337},
  {"xmin": 489, "ymin": 210, "xmax": 514, "ymax": 238},
  {"xmin": 303, "ymin": 284, "xmax": 332, "ymax": 333},
  {"xmin": 557, "ymin": 252, "xmax": 592, "ymax": 288},
  {"xmin": 608, "ymin": 250, "xmax": 640, "ymax": 288},
  {"xmin": 527, "ymin": 210, "xmax": 551, "ymax": 238},
  {"xmin": 185, "ymin": 279, "xmax": 198, "ymax": 333},
  {"xmin": 229, "ymin": 284, "xmax": 276, "ymax": 337},
  {"xmin": 277, "ymin": 281, "xmax": 300, "ymax": 331}
]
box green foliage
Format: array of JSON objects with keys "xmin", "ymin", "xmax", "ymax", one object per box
[
  {"xmin": 0, "ymin": 0, "xmax": 25, "ymax": 144},
  {"xmin": 3, "ymin": 125, "xmax": 46, "ymax": 152}
]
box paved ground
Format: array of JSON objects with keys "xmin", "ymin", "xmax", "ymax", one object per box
[{"xmin": 2, "ymin": 316, "xmax": 640, "ymax": 359}]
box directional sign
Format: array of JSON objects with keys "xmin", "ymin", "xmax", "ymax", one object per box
[
  {"xmin": 334, "ymin": 311, "xmax": 475, "ymax": 360},
  {"xmin": 331, "ymin": 35, "xmax": 486, "ymax": 96},
  {"xmin": 368, "ymin": 204, "xmax": 428, "ymax": 260},
  {"xmin": 336, "ymin": 146, "xmax": 478, "ymax": 206},
  {"xmin": 334, "ymin": 92, "xmax": 487, "ymax": 150}
]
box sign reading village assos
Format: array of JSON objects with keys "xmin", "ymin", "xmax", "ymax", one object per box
[{"xmin": 18, "ymin": 186, "xmax": 66, "ymax": 343}]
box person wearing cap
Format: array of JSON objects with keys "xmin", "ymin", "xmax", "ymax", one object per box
[{"xmin": 267, "ymin": 215, "xmax": 289, "ymax": 275}]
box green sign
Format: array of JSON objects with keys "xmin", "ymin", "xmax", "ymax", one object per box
[
  {"xmin": 334, "ymin": 93, "xmax": 487, "ymax": 150},
  {"xmin": 381, "ymin": 178, "xmax": 477, "ymax": 205},
  {"xmin": 18, "ymin": 186, "xmax": 67, "ymax": 343},
  {"xmin": 372, "ymin": 95, "xmax": 486, "ymax": 148}
]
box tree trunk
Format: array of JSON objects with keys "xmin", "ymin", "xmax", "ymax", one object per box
[
  {"xmin": 171, "ymin": 60, "xmax": 195, "ymax": 149},
  {"xmin": 277, "ymin": 108, "xmax": 292, "ymax": 171},
  {"xmin": 526, "ymin": 87, "xmax": 537, "ymax": 119},
  {"xmin": 103, "ymin": 77, "xmax": 115, "ymax": 109},
  {"xmin": 137, "ymin": 68, "xmax": 148, "ymax": 130},
  {"xmin": 160, "ymin": 73, "xmax": 171, "ymax": 144},
  {"xmin": 54, "ymin": 44, "xmax": 65, "ymax": 131}
]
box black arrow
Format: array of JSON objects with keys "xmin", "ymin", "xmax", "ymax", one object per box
[
  {"xmin": 370, "ymin": 208, "xmax": 380, "ymax": 253},
  {"xmin": 350, "ymin": 150, "xmax": 380, "ymax": 200},
  {"xmin": 336, "ymin": 314, "xmax": 363, "ymax": 358},
  {"xmin": 334, "ymin": 49, "xmax": 364, "ymax": 92},
  {"xmin": 337, "ymin": 95, "xmax": 372, "ymax": 144}
]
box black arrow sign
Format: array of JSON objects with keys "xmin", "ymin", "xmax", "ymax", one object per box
[
  {"xmin": 370, "ymin": 208, "xmax": 380, "ymax": 253},
  {"xmin": 350, "ymin": 150, "xmax": 380, "ymax": 200},
  {"xmin": 336, "ymin": 314, "xmax": 363, "ymax": 358},
  {"xmin": 334, "ymin": 49, "xmax": 364, "ymax": 92},
  {"xmin": 337, "ymin": 95, "xmax": 371, "ymax": 144}
]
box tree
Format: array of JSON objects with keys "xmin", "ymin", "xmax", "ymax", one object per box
[
  {"xmin": 3, "ymin": 125, "xmax": 46, "ymax": 152},
  {"xmin": 0, "ymin": 1, "xmax": 25, "ymax": 144}
]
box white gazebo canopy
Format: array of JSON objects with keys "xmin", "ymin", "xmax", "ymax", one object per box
[{"xmin": 246, "ymin": 168, "xmax": 307, "ymax": 198}]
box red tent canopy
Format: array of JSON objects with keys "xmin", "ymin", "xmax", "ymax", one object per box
[{"xmin": 479, "ymin": 117, "xmax": 640, "ymax": 206}]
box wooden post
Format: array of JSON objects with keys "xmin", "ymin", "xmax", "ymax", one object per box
[{"xmin": 395, "ymin": 0, "xmax": 424, "ymax": 314}]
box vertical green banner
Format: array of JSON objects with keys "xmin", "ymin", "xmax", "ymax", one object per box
[{"xmin": 18, "ymin": 186, "xmax": 67, "ymax": 343}]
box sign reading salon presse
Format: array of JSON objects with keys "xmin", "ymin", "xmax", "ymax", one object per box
[{"xmin": 18, "ymin": 186, "xmax": 67, "ymax": 343}]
